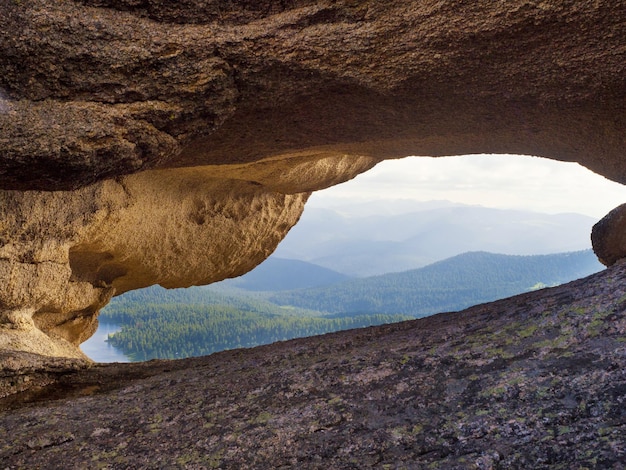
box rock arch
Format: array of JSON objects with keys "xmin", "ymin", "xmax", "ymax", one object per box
[{"xmin": 0, "ymin": 0, "xmax": 625, "ymax": 357}]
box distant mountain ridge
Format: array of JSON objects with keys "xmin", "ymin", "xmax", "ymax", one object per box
[
  {"xmin": 108, "ymin": 250, "xmax": 603, "ymax": 319},
  {"xmin": 272, "ymin": 203, "xmax": 597, "ymax": 276},
  {"xmin": 214, "ymin": 257, "xmax": 351, "ymax": 291},
  {"xmin": 267, "ymin": 250, "xmax": 604, "ymax": 316}
]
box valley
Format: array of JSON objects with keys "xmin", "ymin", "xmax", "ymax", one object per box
[{"xmin": 89, "ymin": 249, "xmax": 603, "ymax": 362}]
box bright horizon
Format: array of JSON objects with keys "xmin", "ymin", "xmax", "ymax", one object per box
[{"xmin": 308, "ymin": 154, "xmax": 626, "ymax": 220}]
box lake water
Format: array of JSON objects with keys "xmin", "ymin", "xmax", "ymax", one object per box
[{"xmin": 80, "ymin": 321, "xmax": 131, "ymax": 363}]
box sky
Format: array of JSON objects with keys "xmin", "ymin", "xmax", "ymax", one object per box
[{"xmin": 307, "ymin": 154, "xmax": 626, "ymax": 219}]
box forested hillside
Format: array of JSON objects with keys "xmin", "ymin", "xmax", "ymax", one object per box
[
  {"xmin": 268, "ymin": 250, "xmax": 604, "ymax": 315},
  {"xmin": 100, "ymin": 290, "xmax": 410, "ymax": 361},
  {"xmin": 97, "ymin": 250, "xmax": 603, "ymax": 362},
  {"xmin": 213, "ymin": 257, "xmax": 350, "ymax": 291}
]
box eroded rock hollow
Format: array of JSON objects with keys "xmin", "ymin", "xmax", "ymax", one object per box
[{"xmin": 1, "ymin": 0, "xmax": 625, "ymax": 357}]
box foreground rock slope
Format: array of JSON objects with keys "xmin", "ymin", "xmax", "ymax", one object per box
[
  {"xmin": 1, "ymin": 263, "xmax": 625, "ymax": 468},
  {"xmin": 1, "ymin": 0, "xmax": 626, "ymax": 357}
]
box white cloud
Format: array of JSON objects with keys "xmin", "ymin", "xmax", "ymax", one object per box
[{"xmin": 309, "ymin": 154, "xmax": 626, "ymax": 219}]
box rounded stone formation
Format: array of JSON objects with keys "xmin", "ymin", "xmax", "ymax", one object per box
[
  {"xmin": 0, "ymin": 155, "xmax": 377, "ymax": 359},
  {"xmin": 592, "ymin": 204, "xmax": 626, "ymax": 267},
  {"xmin": 1, "ymin": 0, "xmax": 626, "ymax": 189}
]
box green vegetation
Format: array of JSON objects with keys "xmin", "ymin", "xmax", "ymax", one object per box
[
  {"xmin": 101, "ymin": 295, "xmax": 411, "ymax": 361},
  {"xmin": 99, "ymin": 250, "xmax": 602, "ymax": 362},
  {"xmin": 267, "ymin": 251, "xmax": 602, "ymax": 316}
]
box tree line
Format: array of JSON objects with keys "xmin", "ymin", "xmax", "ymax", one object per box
[
  {"xmin": 268, "ymin": 250, "xmax": 603, "ymax": 316},
  {"xmin": 101, "ymin": 301, "xmax": 411, "ymax": 361}
]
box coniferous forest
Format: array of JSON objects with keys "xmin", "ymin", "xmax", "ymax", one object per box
[
  {"xmin": 267, "ymin": 250, "xmax": 603, "ymax": 315},
  {"xmin": 101, "ymin": 301, "xmax": 411, "ymax": 361},
  {"xmin": 98, "ymin": 250, "xmax": 603, "ymax": 361}
]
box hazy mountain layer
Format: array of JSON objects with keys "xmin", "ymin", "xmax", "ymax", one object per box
[
  {"xmin": 273, "ymin": 204, "xmax": 597, "ymax": 276},
  {"xmin": 213, "ymin": 257, "xmax": 351, "ymax": 291}
]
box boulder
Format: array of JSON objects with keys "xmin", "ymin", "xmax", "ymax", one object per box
[{"xmin": 592, "ymin": 204, "xmax": 626, "ymax": 267}]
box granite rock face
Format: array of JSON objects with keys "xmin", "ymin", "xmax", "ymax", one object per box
[
  {"xmin": 1, "ymin": 0, "xmax": 626, "ymax": 357},
  {"xmin": 0, "ymin": 168, "xmax": 312, "ymax": 358}
]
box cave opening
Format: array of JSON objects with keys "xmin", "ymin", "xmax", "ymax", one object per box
[
  {"xmin": 82, "ymin": 154, "xmax": 626, "ymax": 362},
  {"xmin": 272, "ymin": 153, "xmax": 626, "ymax": 277}
]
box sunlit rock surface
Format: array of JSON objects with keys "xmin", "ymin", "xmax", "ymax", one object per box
[
  {"xmin": 0, "ymin": 169, "xmax": 310, "ymax": 358},
  {"xmin": 0, "ymin": 0, "xmax": 625, "ymax": 356}
]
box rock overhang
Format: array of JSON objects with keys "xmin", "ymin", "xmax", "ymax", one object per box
[
  {"xmin": 0, "ymin": 0, "xmax": 625, "ymax": 358},
  {"xmin": 2, "ymin": 0, "xmax": 626, "ymax": 189}
]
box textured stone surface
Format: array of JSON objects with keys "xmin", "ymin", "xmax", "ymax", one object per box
[
  {"xmin": 0, "ymin": 151, "xmax": 376, "ymax": 358},
  {"xmin": 1, "ymin": 263, "xmax": 626, "ymax": 468},
  {"xmin": 592, "ymin": 203, "xmax": 626, "ymax": 267},
  {"xmin": 0, "ymin": 168, "xmax": 313, "ymax": 358},
  {"xmin": 1, "ymin": 3, "xmax": 626, "ymax": 465},
  {"xmin": 1, "ymin": 0, "xmax": 625, "ymax": 189},
  {"xmin": 1, "ymin": 0, "xmax": 626, "ymax": 357}
]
